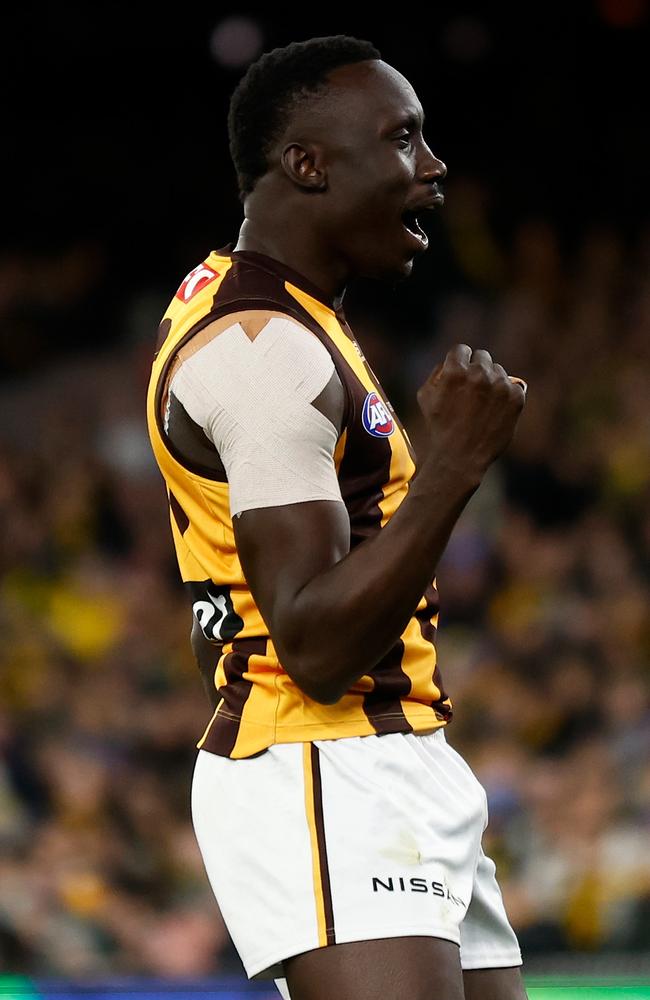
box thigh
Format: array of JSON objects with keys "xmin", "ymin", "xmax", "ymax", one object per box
[
  {"xmin": 191, "ymin": 744, "xmax": 320, "ymax": 980},
  {"xmin": 285, "ymin": 936, "xmax": 464, "ymax": 1000},
  {"xmin": 463, "ymin": 966, "xmax": 528, "ymax": 1000},
  {"xmin": 459, "ymin": 847, "xmax": 522, "ymax": 971},
  {"xmin": 314, "ymin": 730, "xmax": 487, "ymax": 949}
]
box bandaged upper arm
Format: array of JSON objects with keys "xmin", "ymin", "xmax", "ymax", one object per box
[{"xmin": 169, "ymin": 315, "xmax": 345, "ymax": 517}]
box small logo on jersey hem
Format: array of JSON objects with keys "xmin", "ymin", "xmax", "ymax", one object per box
[{"xmin": 362, "ymin": 391, "xmax": 395, "ymax": 437}]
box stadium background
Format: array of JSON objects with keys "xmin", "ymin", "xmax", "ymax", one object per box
[{"xmin": 1, "ymin": 2, "xmax": 649, "ymax": 997}]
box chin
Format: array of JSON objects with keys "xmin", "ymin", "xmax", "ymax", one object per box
[{"xmin": 360, "ymin": 253, "xmax": 416, "ymax": 283}]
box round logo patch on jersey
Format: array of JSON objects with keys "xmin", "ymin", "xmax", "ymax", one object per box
[{"xmin": 362, "ymin": 391, "xmax": 395, "ymax": 437}]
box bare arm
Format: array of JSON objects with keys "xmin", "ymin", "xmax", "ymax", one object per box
[{"xmin": 235, "ymin": 344, "xmax": 526, "ymax": 704}]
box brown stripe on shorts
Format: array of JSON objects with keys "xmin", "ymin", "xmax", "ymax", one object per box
[{"xmin": 310, "ymin": 745, "xmax": 336, "ymax": 946}]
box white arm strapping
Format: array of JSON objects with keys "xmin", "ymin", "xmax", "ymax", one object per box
[{"xmin": 170, "ymin": 316, "xmax": 345, "ymax": 517}]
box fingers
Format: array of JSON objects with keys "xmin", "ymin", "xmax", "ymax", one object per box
[
  {"xmin": 444, "ymin": 345, "xmax": 493, "ymax": 374},
  {"xmin": 445, "ymin": 344, "xmax": 473, "ymax": 369},
  {"xmin": 436, "ymin": 346, "xmax": 527, "ymax": 398},
  {"xmin": 443, "ymin": 346, "xmax": 495, "ymax": 388},
  {"xmin": 470, "ymin": 348, "xmax": 493, "ymax": 372},
  {"xmin": 508, "ymin": 375, "xmax": 528, "ymax": 395},
  {"xmin": 495, "ymin": 364, "xmax": 527, "ymax": 398}
]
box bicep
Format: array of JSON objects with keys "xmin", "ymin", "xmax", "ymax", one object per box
[{"xmin": 234, "ymin": 499, "xmax": 351, "ymax": 642}]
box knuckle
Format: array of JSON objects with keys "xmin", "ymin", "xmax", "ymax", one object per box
[
  {"xmin": 447, "ymin": 344, "xmax": 471, "ymax": 368},
  {"xmin": 473, "ymin": 349, "xmax": 493, "ymax": 364},
  {"xmin": 467, "ymin": 364, "xmax": 490, "ymax": 384},
  {"xmin": 448, "ymin": 366, "xmax": 467, "ymax": 385}
]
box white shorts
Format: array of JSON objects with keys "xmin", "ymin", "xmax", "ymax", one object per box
[{"xmin": 191, "ymin": 729, "xmax": 521, "ymax": 989}]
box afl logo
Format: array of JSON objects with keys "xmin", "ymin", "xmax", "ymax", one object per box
[{"xmin": 362, "ymin": 391, "xmax": 394, "ymax": 437}]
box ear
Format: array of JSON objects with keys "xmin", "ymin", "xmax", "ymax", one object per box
[{"xmin": 280, "ymin": 143, "xmax": 327, "ymax": 192}]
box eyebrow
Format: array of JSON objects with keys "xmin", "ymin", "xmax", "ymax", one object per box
[{"xmin": 390, "ymin": 110, "xmax": 425, "ymax": 132}]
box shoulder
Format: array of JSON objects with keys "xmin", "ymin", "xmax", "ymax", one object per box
[
  {"xmin": 175, "ymin": 309, "xmax": 333, "ymax": 375},
  {"xmin": 170, "ymin": 310, "xmax": 344, "ymax": 433}
]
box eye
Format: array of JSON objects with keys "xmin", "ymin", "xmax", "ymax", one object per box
[{"xmin": 395, "ymin": 133, "xmax": 411, "ymax": 148}]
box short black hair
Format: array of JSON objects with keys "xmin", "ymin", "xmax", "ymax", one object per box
[{"xmin": 228, "ymin": 35, "xmax": 381, "ymax": 201}]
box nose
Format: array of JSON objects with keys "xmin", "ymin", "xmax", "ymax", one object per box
[{"xmin": 419, "ymin": 146, "xmax": 447, "ymax": 183}]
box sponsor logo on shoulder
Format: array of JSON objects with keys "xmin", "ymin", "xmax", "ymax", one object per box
[
  {"xmin": 175, "ymin": 263, "xmax": 220, "ymax": 302},
  {"xmin": 362, "ymin": 391, "xmax": 395, "ymax": 437}
]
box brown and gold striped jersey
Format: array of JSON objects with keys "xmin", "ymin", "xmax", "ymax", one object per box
[{"xmin": 146, "ymin": 246, "xmax": 452, "ymax": 758}]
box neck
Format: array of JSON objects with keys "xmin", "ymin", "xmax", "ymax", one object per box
[{"xmin": 233, "ymin": 197, "xmax": 348, "ymax": 311}]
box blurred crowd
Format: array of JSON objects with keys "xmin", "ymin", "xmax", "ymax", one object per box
[{"xmin": 1, "ymin": 181, "xmax": 649, "ymax": 976}]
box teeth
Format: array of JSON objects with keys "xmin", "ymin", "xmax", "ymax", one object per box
[{"xmin": 403, "ymin": 211, "xmax": 420, "ymax": 235}]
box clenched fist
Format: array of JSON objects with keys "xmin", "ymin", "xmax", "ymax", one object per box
[{"xmin": 417, "ymin": 344, "xmax": 526, "ymax": 487}]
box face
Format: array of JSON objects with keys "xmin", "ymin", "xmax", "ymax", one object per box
[{"xmin": 290, "ymin": 60, "xmax": 447, "ymax": 280}]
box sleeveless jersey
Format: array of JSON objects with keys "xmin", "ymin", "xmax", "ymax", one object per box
[{"xmin": 146, "ymin": 245, "xmax": 452, "ymax": 759}]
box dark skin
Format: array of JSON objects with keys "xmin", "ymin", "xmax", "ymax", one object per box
[{"xmin": 232, "ymin": 59, "xmax": 528, "ymax": 1000}]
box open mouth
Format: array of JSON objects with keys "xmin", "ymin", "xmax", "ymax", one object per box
[{"xmin": 401, "ymin": 210, "xmax": 428, "ymax": 246}]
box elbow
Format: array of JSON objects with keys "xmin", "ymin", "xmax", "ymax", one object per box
[
  {"xmin": 293, "ymin": 667, "xmax": 346, "ymax": 705},
  {"xmin": 280, "ymin": 651, "xmax": 348, "ymax": 706},
  {"xmin": 308, "ymin": 682, "xmax": 346, "ymax": 706}
]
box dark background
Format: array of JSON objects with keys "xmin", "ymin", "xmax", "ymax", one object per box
[{"xmin": 2, "ymin": 1, "xmax": 648, "ymax": 372}]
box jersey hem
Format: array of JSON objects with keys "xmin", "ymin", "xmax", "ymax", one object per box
[{"xmin": 197, "ymin": 710, "xmax": 449, "ymax": 758}]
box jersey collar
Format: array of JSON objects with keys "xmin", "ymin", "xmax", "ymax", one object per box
[{"xmin": 213, "ymin": 243, "xmax": 345, "ymax": 316}]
